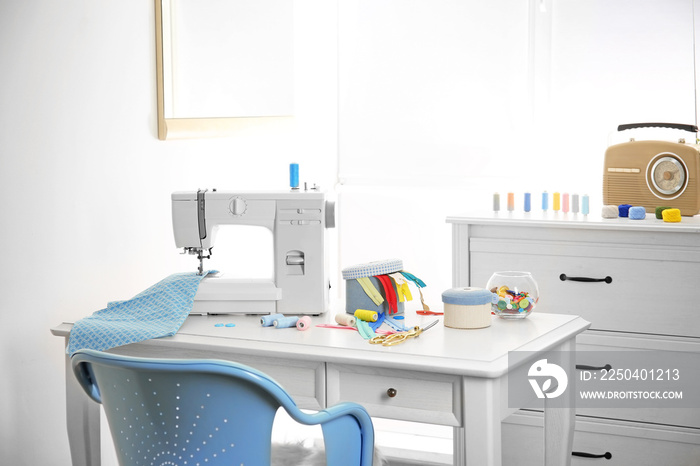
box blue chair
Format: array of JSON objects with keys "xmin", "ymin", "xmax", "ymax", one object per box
[{"xmin": 71, "ymin": 349, "xmax": 375, "ymax": 465}]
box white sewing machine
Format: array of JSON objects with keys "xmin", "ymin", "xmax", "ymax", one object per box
[{"xmin": 172, "ymin": 185, "xmax": 335, "ymax": 315}]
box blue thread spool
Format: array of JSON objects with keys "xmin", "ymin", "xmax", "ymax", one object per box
[
  {"xmin": 289, "ymin": 163, "xmax": 299, "ymax": 189},
  {"xmin": 524, "ymin": 192, "xmax": 531, "ymax": 212},
  {"xmin": 582, "ymin": 194, "xmax": 589, "ymax": 215},
  {"xmin": 542, "ymin": 191, "xmax": 548, "ymax": 211},
  {"xmin": 618, "ymin": 204, "xmax": 632, "ymax": 217},
  {"xmin": 629, "ymin": 206, "xmax": 646, "ymax": 220},
  {"xmin": 273, "ymin": 316, "xmax": 299, "ymax": 328},
  {"xmin": 261, "ymin": 313, "xmax": 284, "ymax": 327}
]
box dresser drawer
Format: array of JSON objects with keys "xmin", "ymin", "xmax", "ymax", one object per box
[
  {"xmin": 470, "ymin": 238, "xmax": 700, "ymax": 338},
  {"xmin": 575, "ymin": 335, "xmax": 700, "ymax": 429},
  {"xmin": 327, "ymin": 364, "xmax": 462, "ymax": 426},
  {"xmin": 502, "ymin": 410, "xmax": 700, "ymax": 466}
]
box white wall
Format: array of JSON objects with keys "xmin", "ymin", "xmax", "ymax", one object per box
[
  {"xmin": 1, "ymin": 1, "xmax": 697, "ymax": 464},
  {"xmin": 0, "ymin": 1, "xmax": 337, "ymax": 464}
]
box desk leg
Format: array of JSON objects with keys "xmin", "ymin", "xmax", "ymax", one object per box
[
  {"xmin": 63, "ymin": 339, "xmax": 101, "ymax": 466},
  {"xmin": 453, "ymin": 377, "xmax": 502, "ymax": 466},
  {"xmin": 544, "ymin": 339, "xmax": 575, "ymax": 466}
]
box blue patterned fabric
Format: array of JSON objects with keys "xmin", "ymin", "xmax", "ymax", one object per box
[{"xmin": 67, "ymin": 271, "xmax": 215, "ymax": 356}]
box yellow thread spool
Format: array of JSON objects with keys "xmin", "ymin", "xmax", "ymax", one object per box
[
  {"xmin": 662, "ymin": 208, "xmax": 682, "ymax": 223},
  {"xmin": 553, "ymin": 192, "xmax": 561, "ymax": 211},
  {"xmin": 354, "ymin": 309, "xmax": 378, "ymax": 322}
]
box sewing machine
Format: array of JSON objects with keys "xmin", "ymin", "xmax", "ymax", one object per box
[{"xmin": 172, "ymin": 185, "xmax": 335, "ymax": 315}]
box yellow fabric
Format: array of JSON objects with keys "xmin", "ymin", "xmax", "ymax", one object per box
[
  {"xmin": 389, "ymin": 273, "xmax": 412, "ymax": 303},
  {"xmin": 356, "ymin": 277, "xmax": 384, "ymax": 306},
  {"xmin": 399, "ymin": 283, "xmax": 413, "ymax": 302}
]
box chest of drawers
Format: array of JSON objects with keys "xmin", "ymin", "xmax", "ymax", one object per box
[{"xmin": 447, "ymin": 212, "xmax": 700, "ymax": 465}]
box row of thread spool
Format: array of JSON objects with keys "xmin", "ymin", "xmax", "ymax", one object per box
[
  {"xmin": 258, "ymin": 311, "xmax": 384, "ymax": 331},
  {"xmin": 260, "ymin": 314, "xmax": 312, "ymax": 330},
  {"xmin": 603, "ymin": 204, "xmax": 682, "ymax": 222},
  {"xmin": 494, "ymin": 192, "xmax": 590, "ymax": 214}
]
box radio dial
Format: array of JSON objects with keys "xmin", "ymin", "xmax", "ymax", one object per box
[{"xmin": 648, "ymin": 154, "xmax": 687, "ymax": 197}]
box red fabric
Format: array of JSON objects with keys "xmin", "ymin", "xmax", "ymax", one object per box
[{"xmin": 376, "ymin": 275, "xmax": 398, "ymax": 314}]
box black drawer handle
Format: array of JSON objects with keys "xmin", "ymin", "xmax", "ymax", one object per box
[
  {"xmin": 572, "ymin": 451, "xmax": 612, "ymax": 460},
  {"xmin": 576, "ymin": 364, "xmax": 612, "ymax": 371},
  {"xmin": 560, "ymin": 274, "xmax": 612, "ymax": 284}
]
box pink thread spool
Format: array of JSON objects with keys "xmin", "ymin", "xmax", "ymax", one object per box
[
  {"xmin": 562, "ymin": 193, "xmax": 570, "ymax": 213},
  {"xmin": 296, "ymin": 316, "xmax": 312, "ymax": 331}
]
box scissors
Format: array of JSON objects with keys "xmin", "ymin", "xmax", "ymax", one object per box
[{"xmin": 369, "ymin": 319, "xmax": 439, "ymax": 346}]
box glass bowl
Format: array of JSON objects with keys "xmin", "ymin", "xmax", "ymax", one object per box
[{"xmin": 486, "ymin": 271, "xmax": 539, "ymax": 319}]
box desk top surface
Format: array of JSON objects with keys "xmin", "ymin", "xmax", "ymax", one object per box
[{"xmin": 53, "ymin": 312, "xmax": 589, "ymax": 378}]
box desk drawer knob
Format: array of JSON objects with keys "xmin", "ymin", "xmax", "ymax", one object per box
[
  {"xmin": 387, "ymin": 388, "xmax": 397, "ymax": 398},
  {"xmin": 560, "ymin": 274, "xmax": 612, "ymax": 284}
]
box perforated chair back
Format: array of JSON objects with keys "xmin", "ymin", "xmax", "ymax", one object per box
[{"xmin": 72, "ymin": 349, "xmax": 375, "ymax": 466}]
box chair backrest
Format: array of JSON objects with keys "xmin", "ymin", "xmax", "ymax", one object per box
[{"xmin": 72, "ymin": 349, "xmax": 375, "ymax": 466}]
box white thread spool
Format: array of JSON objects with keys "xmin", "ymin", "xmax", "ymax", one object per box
[
  {"xmin": 602, "ymin": 205, "xmax": 619, "ymax": 218},
  {"xmin": 334, "ymin": 313, "xmax": 356, "ymax": 327}
]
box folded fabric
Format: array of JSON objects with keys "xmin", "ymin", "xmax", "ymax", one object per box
[{"xmin": 67, "ymin": 271, "xmax": 215, "ymax": 356}]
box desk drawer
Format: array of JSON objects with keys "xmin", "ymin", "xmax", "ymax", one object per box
[
  {"xmin": 502, "ymin": 410, "xmax": 700, "ymax": 466},
  {"xmin": 327, "ymin": 364, "xmax": 461, "ymax": 426},
  {"xmin": 470, "ymin": 238, "xmax": 700, "ymax": 337},
  {"xmin": 110, "ymin": 345, "xmax": 325, "ymax": 410}
]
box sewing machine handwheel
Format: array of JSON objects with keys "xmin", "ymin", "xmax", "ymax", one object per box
[
  {"xmin": 386, "ymin": 388, "xmax": 397, "ymax": 398},
  {"xmin": 325, "ymin": 201, "xmax": 336, "ymax": 228}
]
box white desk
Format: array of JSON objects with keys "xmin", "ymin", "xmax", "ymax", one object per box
[{"xmin": 52, "ymin": 313, "xmax": 589, "ymax": 466}]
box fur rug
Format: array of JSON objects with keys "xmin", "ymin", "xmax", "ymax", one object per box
[{"xmin": 271, "ymin": 442, "xmax": 386, "ymax": 466}]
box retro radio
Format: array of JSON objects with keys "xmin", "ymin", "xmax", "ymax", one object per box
[{"xmin": 603, "ymin": 123, "xmax": 700, "ymax": 216}]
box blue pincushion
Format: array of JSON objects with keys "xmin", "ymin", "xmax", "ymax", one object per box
[{"xmin": 442, "ymin": 287, "xmax": 492, "ymax": 305}]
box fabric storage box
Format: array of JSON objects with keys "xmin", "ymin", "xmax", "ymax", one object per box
[
  {"xmin": 345, "ymin": 276, "xmax": 405, "ymax": 315},
  {"xmin": 342, "ymin": 258, "xmax": 429, "ymax": 317}
]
